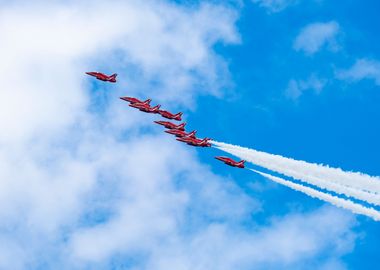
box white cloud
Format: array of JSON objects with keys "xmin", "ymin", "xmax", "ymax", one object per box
[
  {"xmin": 337, "ymin": 59, "xmax": 380, "ymax": 86},
  {"xmin": 0, "ymin": 0, "xmax": 239, "ymax": 143},
  {"xmin": 0, "ymin": 1, "xmax": 358, "ymax": 269},
  {"xmin": 252, "ymin": 0, "xmax": 297, "ymax": 12},
  {"xmin": 142, "ymin": 206, "xmax": 356, "ymax": 270},
  {"xmin": 285, "ymin": 74, "xmax": 327, "ymax": 100},
  {"xmin": 293, "ymin": 21, "xmax": 340, "ymax": 55}
]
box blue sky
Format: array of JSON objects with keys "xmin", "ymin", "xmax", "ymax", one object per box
[
  {"xmin": 0, "ymin": 0, "xmax": 379, "ymax": 269},
  {"xmin": 208, "ymin": 1, "xmax": 380, "ymax": 269},
  {"xmin": 185, "ymin": 0, "xmax": 380, "ymax": 268}
]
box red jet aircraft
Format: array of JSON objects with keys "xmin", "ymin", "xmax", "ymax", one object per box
[
  {"xmin": 176, "ymin": 136, "xmax": 211, "ymax": 147},
  {"xmin": 120, "ymin": 96, "xmax": 151, "ymax": 105},
  {"xmin": 129, "ymin": 103, "xmax": 161, "ymax": 114},
  {"xmin": 165, "ymin": 129, "xmax": 197, "ymax": 138},
  {"xmin": 158, "ymin": 110, "xmax": 183, "ymax": 121},
  {"xmin": 86, "ymin": 72, "xmax": 117, "ymax": 83},
  {"xmin": 154, "ymin": 121, "xmax": 186, "ymax": 131},
  {"xmin": 215, "ymin": 156, "xmax": 245, "ymax": 168}
]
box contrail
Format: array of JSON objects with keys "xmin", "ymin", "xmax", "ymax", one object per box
[
  {"xmin": 250, "ymin": 169, "xmax": 380, "ymax": 221},
  {"xmin": 212, "ymin": 141, "xmax": 380, "ymax": 201}
]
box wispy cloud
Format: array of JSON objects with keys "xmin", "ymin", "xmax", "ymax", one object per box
[
  {"xmin": 337, "ymin": 59, "xmax": 380, "ymax": 86},
  {"xmin": 130, "ymin": 206, "xmax": 356, "ymax": 270},
  {"xmin": 285, "ymin": 74, "xmax": 327, "ymax": 100},
  {"xmin": 252, "ymin": 0, "xmax": 298, "ymax": 13},
  {"xmin": 293, "ymin": 21, "xmax": 340, "ymax": 55}
]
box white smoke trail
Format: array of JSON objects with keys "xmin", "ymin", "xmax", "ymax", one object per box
[
  {"xmin": 212, "ymin": 141, "xmax": 380, "ymax": 203},
  {"xmin": 250, "ymin": 169, "xmax": 380, "ymax": 221}
]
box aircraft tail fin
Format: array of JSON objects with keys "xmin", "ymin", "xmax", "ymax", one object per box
[
  {"xmin": 175, "ymin": 112, "xmax": 183, "ymax": 120},
  {"xmin": 188, "ymin": 130, "xmax": 197, "ymax": 138},
  {"xmin": 144, "ymin": 99, "xmax": 152, "ymax": 104},
  {"xmin": 237, "ymin": 160, "xmax": 245, "ymax": 166}
]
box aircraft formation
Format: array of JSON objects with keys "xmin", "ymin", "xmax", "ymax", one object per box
[
  {"xmin": 86, "ymin": 71, "xmax": 245, "ymax": 168},
  {"xmin": 86, "ymin": 72, "xmax": 380, "ymax": 222}
]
